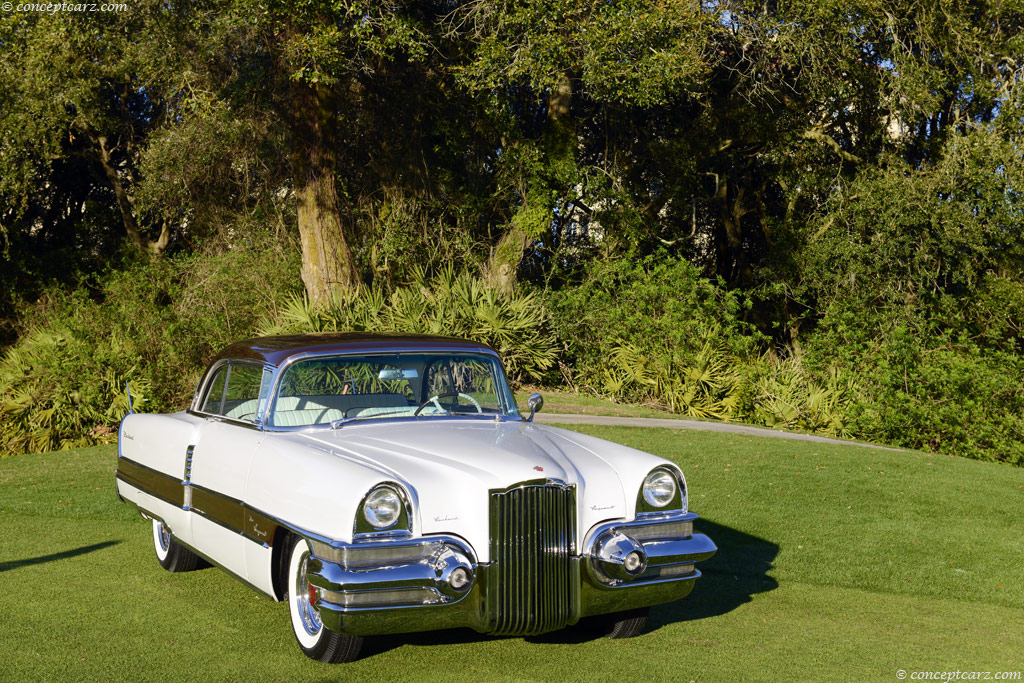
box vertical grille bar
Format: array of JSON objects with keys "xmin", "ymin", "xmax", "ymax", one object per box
[{"xmin": 488, "ymin": 482, "xmax": 577, "ymax": 636}]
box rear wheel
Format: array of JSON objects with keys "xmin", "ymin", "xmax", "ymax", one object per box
[
  {"xmin": 152, "ymin": 518, "xmax": 200, "ymax": 572},
  {"xmin": 287, "ymin": 536, "xmax": 364, "ymax": 663}
]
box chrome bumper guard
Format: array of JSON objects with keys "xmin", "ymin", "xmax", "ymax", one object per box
[{"xmin": 309, "ymin": 512, "xmax": 716, "ymax": 637}]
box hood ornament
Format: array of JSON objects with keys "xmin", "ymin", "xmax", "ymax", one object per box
[{"xmin": 533, "ymin": 466, "xmax": 544, "ymax": 472}]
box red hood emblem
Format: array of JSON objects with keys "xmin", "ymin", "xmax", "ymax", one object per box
[{"xmin": 533, "ymin": 466, "xmax": 544, "ymax": 472}]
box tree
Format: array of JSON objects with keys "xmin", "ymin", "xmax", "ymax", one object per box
[
  {"xmin": 0, "ymin": 2, "xmax": 190, "ymax": 259},
  {"xmin": 454, "ymin": 0, "xmax": 714, "ymax": 287}
]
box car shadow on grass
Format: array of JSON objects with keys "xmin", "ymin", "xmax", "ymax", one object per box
[
  {"xmin": 646, "ymin": 517, "xmax": 779, "ymax": 631},
  {"xmin": 0, "ymin": 540, "xmax": 122, "ymax": 573},
  {"xmin": 360, "ymin": 518, "xmax": 777, "ymax": 657}
]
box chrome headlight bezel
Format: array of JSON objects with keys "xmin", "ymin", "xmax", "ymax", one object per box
[
  {"xmin": 354, "ymin": 483, "xmax": 412, "ymax": 537},
  {"xmin": 636, "ymin": 467, "xmax": 687, "ymax": 516}
]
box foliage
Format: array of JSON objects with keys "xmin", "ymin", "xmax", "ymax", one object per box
[
  {"xmin": 545, "ymin": 254, "xmax": 857, "ymax": 435},
  {"xmin": 261, "ymin": 265, "xmax": 557, "ymax": 383},
  {"xmin": 786, "ymin": 125, "xmax": 1024, "ymax": 464},
  {"xmin": 1, "ymin": 2, "xmax": 1023, "ymax": 462},
  {"xmin": 804, "ymin": 306, "xmax": 1024, "ymax": 465},
  {"xmin": 0, "ymin": 327, "xmax": 148, "ymax": 454},
  {"xmin": 547, "ymin": 253, "xmax": 764, "ymax": 375},
  {"xmin": 0, "ymin": 233, "xmax": 301, "ymax": 456}
]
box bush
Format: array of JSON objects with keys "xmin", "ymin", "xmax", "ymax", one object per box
[
  {"xmin": 0, "ymin": 326, "xmax": 149, "ymax": 453},
  {"xmin": 546, "ymin": 253, "xmax": 764, "ymax": 381},
  {"xmin": 0, "ymin": 232, "xmax": 302, "ymax": 456},
  {"xmin": 805, "ymin": 305, "xmax": 1024, "ymax": 465},
  {"xmin": 261, "ymin": 265, "xmax": 558, "ymax": 383},
  {"xmin": 545, "ymin": 253, "xmax": 860, "ymax": 436}
]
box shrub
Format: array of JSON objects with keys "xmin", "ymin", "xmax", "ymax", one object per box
[
  {"xmin": 546, "ymin": 252, "xmax": 765, "ymax": 384},
  {"xmin": 805, "ymin": 306, "xmax": 1024, "ymax": 464},
  {"xmin": 546, "ymin": 254, "xmax": 862, "ymax": 438},
  {"xmin": 261, "ymin": 265, "xmax": 558, "ymax": 383},
  {"xmin": 0, "ymin": 326, "xmax": 150, "ymax": 453},
  {"xmin": 0, "ymin": 232, "xmax": 302, "ymax": 456}
]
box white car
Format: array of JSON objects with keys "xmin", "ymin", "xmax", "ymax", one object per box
[{"xmin": 115, "ymin": 333, "xmax": 716, "ymax": 662}]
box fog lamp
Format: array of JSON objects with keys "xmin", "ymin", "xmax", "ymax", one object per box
[
  {"xmin": 449, "ymin": 567, "xmax": 471, "ymax": 591},
  {"xmin": 623, "ymin": 551, "xmax": 645, "ymax": 575}
]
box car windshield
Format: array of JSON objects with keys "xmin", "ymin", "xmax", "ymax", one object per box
[{"xmin": 269, "ymin": 352, "xmax": 519, "ymax": 428}]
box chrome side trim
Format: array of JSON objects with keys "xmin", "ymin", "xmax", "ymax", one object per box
[{"xmin": 182, "ymin": 445, "xmax": 195, "ymax": 510}]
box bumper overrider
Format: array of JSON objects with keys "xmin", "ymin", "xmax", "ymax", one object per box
[{"xmin": 305, "ymin": 511, "xmax": 716, "ymax": 637}]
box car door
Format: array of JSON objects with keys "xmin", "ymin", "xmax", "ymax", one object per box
[{"xmin": 188, "ymin": 361, "xmax": 269, "ymax": 582}]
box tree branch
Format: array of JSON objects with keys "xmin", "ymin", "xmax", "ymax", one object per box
[{"xmin": 799, "ymin": 126, "xmax": 862, "ymax": 164}]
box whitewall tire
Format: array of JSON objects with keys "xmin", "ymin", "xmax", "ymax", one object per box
[
  {"xmin": 151, "ymin": 518, "xmax": 200, "ymax": 572},
  {"xmin": 286, "ymin": 536, "xmax": 363, "ymax": 663}
]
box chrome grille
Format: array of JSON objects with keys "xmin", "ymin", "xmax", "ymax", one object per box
[{"xmin": 487, "ymin": 482, "xmax": 578, "ymax": 635}]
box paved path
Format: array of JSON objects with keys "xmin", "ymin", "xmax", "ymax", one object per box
[{"xmin": 535, "ymin": 412, "xmax": 902, "ymax": 451}]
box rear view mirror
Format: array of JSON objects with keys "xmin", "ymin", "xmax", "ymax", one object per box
[{"xmin": 378, "ymin": 368, "xmax": 418, "ymax": 381}]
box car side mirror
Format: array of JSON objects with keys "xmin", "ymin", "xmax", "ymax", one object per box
[{"xmin": 527, "ymin": 393, "xmax": 543, "ymax": 422}]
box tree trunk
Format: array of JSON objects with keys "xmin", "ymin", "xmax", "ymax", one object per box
[
  {"xmin": 714, "ymin": 175, "xmax": 754, "ymax": 286},
  {"xmin": 88, "ymin": 128, "xmax": 170, "ymax": 257},
  {"xmin": 292, "ymin": 80, "xmax": 360, "ymax": 305},
  {"xmin": 484, "ymin": 74, "xmax": 575, "ymax": 292}
]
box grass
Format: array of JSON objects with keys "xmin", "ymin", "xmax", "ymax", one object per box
[
  {"xmin": 1, "ymin": 429, "xmax": 1023, "ymax": 681},
  {"xmin": 514, "ymin": 387, "xmax": 689, "ymax": 420}
]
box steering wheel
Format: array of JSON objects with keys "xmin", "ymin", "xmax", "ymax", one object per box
[{"xmin": 413, "ymin": 392, "xmax": 483, "ymax": 416}]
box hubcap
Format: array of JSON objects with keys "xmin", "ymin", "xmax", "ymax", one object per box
[
  {"xmin": 157, "ymin": 522, "xmax": 170, "ymax": 551},
  {"xmin": 295, "ymin": 552, "xmax": 322, "ymax": 635}
]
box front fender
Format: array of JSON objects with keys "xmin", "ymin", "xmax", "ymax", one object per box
[{"xmin": 245, "ymin": 432, "xmax": 412, "ymax": 543}]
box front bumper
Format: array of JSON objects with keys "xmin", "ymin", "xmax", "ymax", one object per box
[{"xmin": 306, "ymin": 512, "xmax": 716, "ymax": 637}]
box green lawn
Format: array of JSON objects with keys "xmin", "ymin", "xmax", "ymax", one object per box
[
  {"xmin": 515, "ymin": 387, "xmax": 690, "ymax": 420},
  {"xmin": 1, "ymin": 428, "xmax": 1022, "ymax": 681}
]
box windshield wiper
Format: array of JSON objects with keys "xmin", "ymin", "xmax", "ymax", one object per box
[{"xmin": 329, "ymin": 416, "xmax": 364, "ymax": 430}]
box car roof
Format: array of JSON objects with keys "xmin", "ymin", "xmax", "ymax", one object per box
[{"xmin": 211, "ymin": 332, "xmax": 498, "ymax": 367}]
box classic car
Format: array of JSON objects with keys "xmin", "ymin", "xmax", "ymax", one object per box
[{"xmin": 115, "ymin": 332, "xmax": 717, "ymax": 662}]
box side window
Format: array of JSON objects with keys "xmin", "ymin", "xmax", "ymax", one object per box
[
  {"xmin": 255, "ymin": 367, "xmax": 274, "ymax": 420},
  {"xmin": 222, "ymin": 364, "xmax": 263, "ymax": 420},
  {"xmin": 200, "ymin": 362, "xmax": 264, "ymax": 421},
  {"xmin": 201, "ymin": 366, "xmax": 228, "ymax": 414}
]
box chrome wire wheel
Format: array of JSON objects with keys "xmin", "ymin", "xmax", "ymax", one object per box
[
  {"xmin": 294, "ymin": 550, "xmax": 322, "ymax": 637},
  {"xmin": 286, "ymin": 535, "xmax": 364, "ymax": 663}
]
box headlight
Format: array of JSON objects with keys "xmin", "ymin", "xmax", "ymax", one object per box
[
  {"xmin": 363, "ymin": 486, "xmax": 403, "ymax": 529},
  {"xmin": 642, "ymin": 469, "xmax": 677, "ymax": 508}
]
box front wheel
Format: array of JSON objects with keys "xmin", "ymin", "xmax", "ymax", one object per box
[
  {"xmin": 152, "ymin": 518, "xmax": 201, "ymax": 572},
  {"xmin": 287, "ymin": 536, "xmax": 364, "ymax": 663},
  {"xmin": 590, "ymin": 607, "xmax": 650, "ymax": 639}
]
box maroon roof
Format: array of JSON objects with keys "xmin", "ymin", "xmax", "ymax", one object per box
[{"xmin": 210, "ymin": 332, "xmax": 497, "ymax": 367}]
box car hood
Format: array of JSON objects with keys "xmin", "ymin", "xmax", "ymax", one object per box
[{"xmin": 285, "ymin": 418, "xmax": 666, "ymax": 558}]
